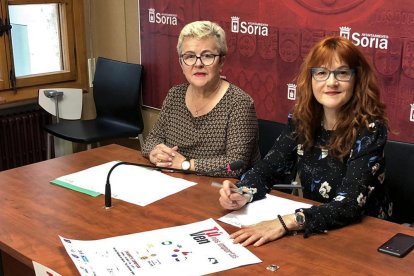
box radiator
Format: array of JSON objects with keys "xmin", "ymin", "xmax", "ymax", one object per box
[{"xmin": 0, "ymin": 107, "xmax": 51, "ymax": 171}]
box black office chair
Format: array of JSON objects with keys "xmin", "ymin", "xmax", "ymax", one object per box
[
  {"xmin": 384, "ymin": 140, "xmax": 414, "ymax": 225},
  {"xmin": 43, "ymin": 57, "xmax": 144, "ymax": 156},
  {"xmin": 257, "ymin": 119, "xmax": 301, "ymax": 194},
  {"xmin": 258, "ymin": 119, "xmax": 286, "ymax": 158}
]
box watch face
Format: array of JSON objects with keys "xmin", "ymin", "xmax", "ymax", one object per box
[
  {"xmin": 295, "ymin": 213, "xmax": 305, "ymax": 225},
  {"xmin": 181, "ymin": 160, "xmax": 190, "ymax": 170}
]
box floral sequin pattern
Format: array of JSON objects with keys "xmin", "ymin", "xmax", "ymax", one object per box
[
  {"xmin": 236, "ymin": 116, "xmax": 391, "ymax": 236},
  {"xmin": 297, "ymin": 144, "xmax": 304, "ymax": 155},
  {"xmin": 319, "ymin": 148, "xmax": 328, "ymax": 159},
  {"xmin": 378, "ymin": 172, "xmax": 385, "ymax": 184},
  {"xmin": 367, "ymin": 186, "xmax": 375, "ymax": 196},
  {"xmin": 319, "ymin": 181, "xmax": 331, "ymax": 198},
  {"xmin": 371, "ymin": 163, "xmax": 380, "ymax": 175},
  {"xmin": 357, "ymin": 193, "xmax": 367, "ymax": 207},
  {"xmin": 334, "ymin": 193, "xmax": 346, "ymax": 201}
]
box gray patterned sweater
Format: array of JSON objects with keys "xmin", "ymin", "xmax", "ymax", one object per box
[{"xmin": 142, "ymin": 82, "xmax": 260, "ymax": 177}]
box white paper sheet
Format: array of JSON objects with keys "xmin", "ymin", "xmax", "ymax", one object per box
[
  {"xmin": 52, "ymin": 161, "xmax": 197, "ymax": 206},
  {"xmin": 218, "ymin": 194, "xmax": 312, "ymax": 227},
  {"xmin": 60, "ymin": 218, "xmax": 261, "ymax": 276},
  {"xmin": 33, "ymin": 261, "xmax": 62, "ymax": 276}
]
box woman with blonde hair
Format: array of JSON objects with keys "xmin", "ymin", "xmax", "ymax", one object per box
[
  {"xmin": 219, "ymin": 36, "xmax": 392, "ymax": 246},
  {"xmin": 142, "ymin": 21, "xmax": 260, "ymax": 177}
]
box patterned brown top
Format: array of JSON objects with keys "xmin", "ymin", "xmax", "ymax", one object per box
[{"xmin": 142, "ymin": 82, "xmax": 260, "ymax": 177}]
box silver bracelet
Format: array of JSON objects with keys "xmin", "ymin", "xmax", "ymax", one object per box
[
  {"xmin": 237, "ymin": 186, "xmax": 257, "ymax": 203},
  {"xmin": 243, "ymin": 193, "xmax": 254, "ymax": 203}
]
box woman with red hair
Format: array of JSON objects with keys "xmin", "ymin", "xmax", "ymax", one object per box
[{"xmin": 219, "ymin": 36, "xmax": 392, "ymax": 246}]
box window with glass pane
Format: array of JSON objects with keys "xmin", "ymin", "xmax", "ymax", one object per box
[
  {"xmin": 9, "ymin": 4, "xmax": 63, "ymax": 77},
  {"xmin": 0, "ymin": 0, "xmax": 86, "ymax": 103}
]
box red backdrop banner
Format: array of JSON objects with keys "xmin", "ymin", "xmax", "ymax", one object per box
[{"xmin": 140, "ymin": 0, "xmax": 414, "ymax": 142}]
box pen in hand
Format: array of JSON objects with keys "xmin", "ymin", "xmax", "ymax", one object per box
[
  {"xmin": 272, "ymin": 184, "xmax": 303, "ymax": 189},
  {"xmin": 211, "ymin": 182, "xmax": 244, "ymax": 194}
]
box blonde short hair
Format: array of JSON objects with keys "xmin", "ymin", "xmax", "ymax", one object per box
[{"xmin": 176, "ymin": 21, "xmax": 228, "ymax": 56}]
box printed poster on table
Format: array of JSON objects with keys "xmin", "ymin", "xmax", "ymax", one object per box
[{"xmin": 60, "ymin": 218, "xmax": 261, "ymax": 275}]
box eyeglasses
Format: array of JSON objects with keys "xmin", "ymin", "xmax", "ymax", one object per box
[
  {"xmin": 311, "ymin": 67, "xmax": 355, "ymax": 82},
  {"xmin": 180, "ymin": 53, "xmax": 221, "ymax": 66}
]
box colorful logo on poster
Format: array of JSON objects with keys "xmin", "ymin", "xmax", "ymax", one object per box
[
  {"xmin": 339, "ymin": 26, "xmax": 388, "ymax": 49},
  {"xmin": 148, "ymin": 8, "xmax": 177, "ymax": 25},
  {"xmin": 190, "ymin": 226, "xmax": 222, "ymax": 245},
  {"xmin": 231, "ymin": 16, "xmax": 268, "ymax": 36}
]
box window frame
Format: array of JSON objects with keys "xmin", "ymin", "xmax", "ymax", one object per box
[
  {"xmin": 0, "ymin": 0, "xmax": 88, "ymax": 105},
  {"xmin": 0, "ymin": 0, "xmax": 12, "ymax": 92}
]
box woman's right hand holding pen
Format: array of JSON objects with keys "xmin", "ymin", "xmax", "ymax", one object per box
[{"xmin": 219, "ymin": 180, "xmax": 249, "ymax": 210}]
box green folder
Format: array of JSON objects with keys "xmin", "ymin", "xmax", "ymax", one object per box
[{"xmin": 51, "ymin": 179, "xmax": 101, "ymax": 197}]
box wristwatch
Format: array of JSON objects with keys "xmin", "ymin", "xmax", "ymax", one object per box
[
  {"xmin": 242, "ymin": 193, "xmax": 254, "ymax": 203},
  {"xmin": 181, "ymin": 159, "xmax": 190, "ymax": 170},
  {"xmin": 295, "ymin": 211, "xmax": 305, "ymax": 228}
]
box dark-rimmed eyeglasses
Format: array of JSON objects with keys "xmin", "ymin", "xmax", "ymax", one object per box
[
  {"xmin": 180, "ymin": 53, "xmax": 221, "ymax": 66},
  {"xmin": 311, "ymin": 67, "xmax": 355, "ymax": 82}
]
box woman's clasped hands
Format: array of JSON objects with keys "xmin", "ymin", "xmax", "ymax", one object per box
[{"xmin": 149, "ymin": 144, "xmax": 186, "ymax": 169}]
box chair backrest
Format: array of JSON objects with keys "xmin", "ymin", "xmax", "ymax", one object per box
[
  {"xmin": 92, "ymin": 57, "xmax": 143, "ymax": 129},
  {"xmin": 258, "ymin": 119, "xmax": 286, "ymax": 157},
  {"xmin": 384, "ymin": 140, "xmax": 414, "ymax": 223},
  {"xmin": 38, "ymin": 88, "xmax": 83, "ymax": 120}
]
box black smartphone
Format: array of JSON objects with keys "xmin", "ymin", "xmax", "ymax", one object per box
[{"xmin": 378, "ymin": 233, "xmax": 414, "ymax": 258}]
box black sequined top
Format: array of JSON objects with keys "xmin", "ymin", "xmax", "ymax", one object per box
[{"xmin": 238, "ymin": 114, "xmax": 392, "ymax": 237}]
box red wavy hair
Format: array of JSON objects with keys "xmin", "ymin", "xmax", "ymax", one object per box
[{"xmin": 292, "ymin": 36, "xmax": 387, "ymax": 159}]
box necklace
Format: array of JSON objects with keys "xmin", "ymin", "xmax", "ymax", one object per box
[
  {"xmin": 321, "ymin": 119, "xmax": 337, "ymax": 130},
  {"xmin": 191, "ymin": 80, "xmax": 222, "ymax": 116}
]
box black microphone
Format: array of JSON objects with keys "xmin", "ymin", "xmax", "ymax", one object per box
[
  {"xmin": 226, "ymin": 160, "xmax": 245, "ymax": 172},
  {"xmin": 196, "ymin": 160, "xmax": 245, "ymax": 176},
  {"xmin": 104, "ymin": 160, "xmax": 245, "ymax": 208}
]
